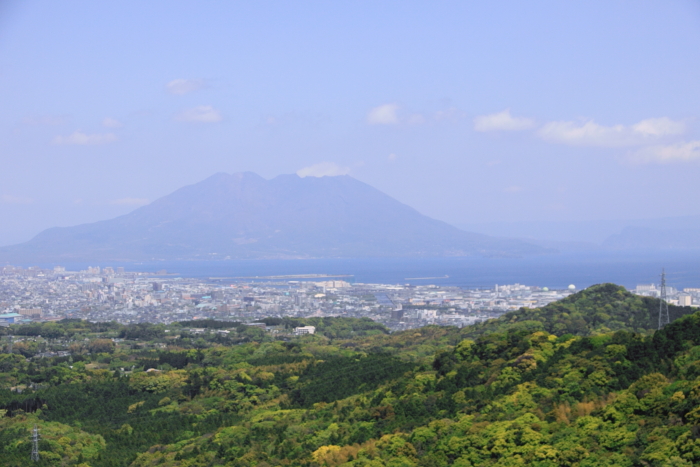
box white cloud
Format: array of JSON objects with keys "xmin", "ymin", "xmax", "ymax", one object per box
[
  {"xmin": 166, "ymin": 79, "xmax": 205, "ymax": 95},
  {"xmin": 632, "ymin": 117, "xmax": 685, "ymax": 137},
  {"xmin": 388, "ymin": 153, "xmax": 398, "ymax": 161},
  {"xmin": 538, "ymin": 117, "xmax": 686, "ymax": 147},
  {"xmin": 474, "ymin": 109, "xmax": 535, "ymax": 132},
  {"xmin": 1, "ymin": 195, "xmax": 33, "ymax": 205},
  {"xmin": 102, "ymin": 117, "xmax": 123, "ymax": 128},
  {"xmin": 297, "ymin": 162, "xmax": 351, "ymax": 178},
  {"xmin": 367, "ymin": 104, "xmax": 399, "ymax": 125},
  {"xmin": 504, "ymin": 185, "xmax": 522, "ymax": 193},
  {"xmin": 538, "ymin": 120, "xmax": 628, "ymax": 146},
  {"xmin": 175, "ymin": 105, "xmax": 223, "ymax": 123},
  {"xmin": 629, "ymin": 141, "xmax": 700, "ymax": 164},
  {"xmin": 111, "ymin": 198, "xmax": 150, "ymax": 206},
  {"xmin": 367, "ymin": 104, "xmax": 466, "ymax": 126},
  {"xmin": 52, "ymin": 131, "xmax": 117, "ymax": 146}
]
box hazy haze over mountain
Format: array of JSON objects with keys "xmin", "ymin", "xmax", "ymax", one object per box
[{"xmin": 0, "ymin": 173, "xmax": 547, "ymax": 262}]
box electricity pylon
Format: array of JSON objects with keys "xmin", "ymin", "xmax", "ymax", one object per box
[
  {"xmin": 31, "ymin": 425, "xmax": 40, "ymax": 462},
  {"xmin": 659, "ymin": 269, "xmax": 670, "ymax": 330}
]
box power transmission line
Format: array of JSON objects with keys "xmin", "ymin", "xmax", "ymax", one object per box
[
  {"xmin": 659, "ymin": 269, "xmax": 670, "ymax": 330},
  {"xmin": 31, "ymin": 425, "xmax": 40, "ymax": 462}
]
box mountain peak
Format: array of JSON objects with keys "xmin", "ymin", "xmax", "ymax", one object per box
[{"xmin": 0, "ymin": 172, "xmax": 549, "ymax": 262}]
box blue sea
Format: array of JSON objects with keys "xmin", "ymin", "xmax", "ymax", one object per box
[{"xmin": 26, "ymin": 251, "xmax": 700, "ymax": 290}]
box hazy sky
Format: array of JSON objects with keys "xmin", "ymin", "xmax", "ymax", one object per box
[{"xmin": 1, "ymin": 1, "xmax": 700, "ymax": 246}]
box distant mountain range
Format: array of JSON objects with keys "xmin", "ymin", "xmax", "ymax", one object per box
[
  {"xmin": 602, "ymin": 226, "xmax": 700, "ymax": 251},
  {"xmin": 459, "ymin": 215, "xmax": 700, "ymax": 252},
  {"xmin": 0, "ymin": 172, "xmax": 549, "ymax": 262}
]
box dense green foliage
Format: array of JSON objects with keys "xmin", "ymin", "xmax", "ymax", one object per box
[
  {"xmin": 463, "ymin": 283, "xmax": 696, "ymax": 338},
  {"xmin": 261, "ymin": 317, "xmax": 390, "ymax": 339},
  {"xmin": 1, "ymin": 286, "xmax": 700, "ymax": 466},
  {"xmin": 293, "ymin": 354, "xmax": 414, "ymax": 405}
]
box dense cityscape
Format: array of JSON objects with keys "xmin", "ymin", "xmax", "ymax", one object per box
[{"xmin": 1, "ymin": 264, "xmax": 697, "ymax": 332}]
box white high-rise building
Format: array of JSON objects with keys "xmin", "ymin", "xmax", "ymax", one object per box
[{"xmin": 679, "ymin": 295, "xmax": 693, "ymax": 307}]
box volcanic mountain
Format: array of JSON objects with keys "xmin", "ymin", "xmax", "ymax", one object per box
[{"xmin": 0, "ymin": 172, "xmax": 549, "ymax": 261}]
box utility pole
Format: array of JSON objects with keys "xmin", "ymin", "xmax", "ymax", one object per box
[
  {"xmin": 659, "ymin": 269, "xmax": 670, "ymax": 330},
  {"xmin": 31, "ymin": 425, "xmax": 40, "ymax": 461}
]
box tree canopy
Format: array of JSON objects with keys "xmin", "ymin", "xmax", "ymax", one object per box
[{"xmin": 0, "ymin": 284, "xmax": 699, "ymax": 466}]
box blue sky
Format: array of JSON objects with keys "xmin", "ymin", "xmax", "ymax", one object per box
[{"xmin": 1, "ymin": 1, "xmax": 699, "ymax": 245}]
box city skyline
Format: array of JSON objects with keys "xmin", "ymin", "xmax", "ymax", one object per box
[{"xmin": 7, "ymin": 262, "xmax": 695, "ymax": 331}]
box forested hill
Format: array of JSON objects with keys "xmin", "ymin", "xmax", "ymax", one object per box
[
  {"xmin": 462, "ymin": 283, "xmax": 696, "ymax": 338},
  {"xmin": 1, "ymin": 286, "xmax": 700, "ymax": 466}
]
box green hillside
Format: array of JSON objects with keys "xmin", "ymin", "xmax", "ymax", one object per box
[
  {"xmin": 0, "ymin": 285, "xmax": 699, "ymax": 466},
  {"xmin": 462, "ymin": 283, "xmax": 696, "ymax": 338}
]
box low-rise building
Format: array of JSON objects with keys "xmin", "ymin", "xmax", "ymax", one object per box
[
  {"xmin": 0, "ymin": 313, "xmax": 22, "ymax": 325},
  {"xmin": 294, "ymin": 325, "xmax": 316, "ymax": 335},
  {"xmin": 19, "ymin": 308, "xmax": 42, "ymax": 318}
]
